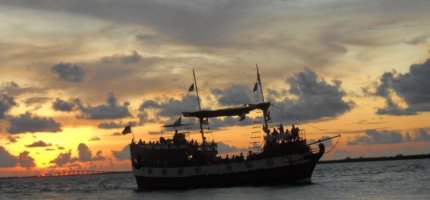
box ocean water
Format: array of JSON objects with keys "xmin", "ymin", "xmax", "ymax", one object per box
[{"xmin": 1, "ymin": 159, "xmax": 429, "ymax": 200}]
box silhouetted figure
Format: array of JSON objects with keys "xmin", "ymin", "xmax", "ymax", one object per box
[
  {"xmin": 160, "ymin": 137, "xmax": 166, "ymax": 144},
  {"xmin": 279, "ymin": 124, "xmax": 284, "ymax": 134}
]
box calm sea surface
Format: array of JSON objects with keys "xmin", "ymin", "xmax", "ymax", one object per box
[{"xmin": 1, "ymin": 159, "xmax": 429, "ymax": 200}]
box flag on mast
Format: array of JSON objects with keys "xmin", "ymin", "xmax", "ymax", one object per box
[
  {"xmin": 253, "ymin": 82, "xmax": 258, "ymax": 92},
  {"xmin": 188, "ymin": 83, "xmax": 194, "ymax": 92},
  {"xmin": 122, "ymin": 125, "xmax": 132, "ymax": 135}
]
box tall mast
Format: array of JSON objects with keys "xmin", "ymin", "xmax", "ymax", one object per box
[
  {"xmin": 193, "ymin": 69, "xmax": 202, "ymax": 111},
  {"xmin": 256, "ymin": 64, "xmax": 265, "ymax": 103},
  {"xmin": 192, "ymin": 69, "xmax": 206, "ymax": 143},
  {"xmin": 256, "ymin": 64, "xmax": 269, "ymax": 127}
]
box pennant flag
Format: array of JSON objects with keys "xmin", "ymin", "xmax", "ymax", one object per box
[
  {"xmin": 253, "ymin": 82, "xmax": 258, "ymax": 92},
  {"xmin": 122, "ymin": 125, "xmax": 132, "ymax": 135},
  {"xmin": 266, "ymin": 110, "xmax": 271, "ymax": 121},
  {"xmin": 188, "ymin": 83, "xmax": 194, "ymax": 92},
  {"xmin": 173, "ymin": 116, "xmax": 182, "ymax": 127}
]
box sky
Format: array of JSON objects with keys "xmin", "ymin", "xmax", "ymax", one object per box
[{"xmin": 1, "ymin": 0, "xmax": 430, "ymax": 177}]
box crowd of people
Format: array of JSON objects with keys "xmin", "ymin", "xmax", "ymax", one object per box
[{"xmin": 264, "ymin": 124, "xmax": 301, "ymax": 144}]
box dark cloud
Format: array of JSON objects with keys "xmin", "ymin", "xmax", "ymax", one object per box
[
  {"xmin": 51, "ymin": 62, "xmax": 86, "ymax": 83},
  {"xmin": 77, "ymin": 143, "xmax": 106, "ymax": 162},
  {"xmin": 348, "ymin": 129, "xmax": 405, "ymax": 145},
  {"xmin": 0, "ymin": 93, "xmax": 16, "ymax": 119},
  {"xmin": 97, "ymin": 121, "xmax": 137, "ymax": 129},
  {"xmin": 212, "ymin": 84, "xmax": 259, "ymax": 106},
  {"xmin": 50, "ymin": 143, "xmax": 106, "ymax": 166},
  {"xmin": 50, "ymin": 151, "xmax": 72, "ymax": 166},
  {"xmin": 2, "ymin": 0, "xmax": 264, "ymax": 47},
  {"xmin": 0, "ymin": 81, "xmax": 44, "ymax": 96},
  {"xmin": 89, "ymin": 136, "xmax": 100, "ymax": 141},
  {"xmin": 373, "ymin": 59, "xmax": 430, "ymax": 115},
  {"xmin": 110, "ymin": 132, "xmax": 122, "ymax": 136},
  {"xmin": 412, "ymin": 129, "xmax": 430, "ymax": 141},
  {"xmin": 77, "ymin": 143, "xmax": 93, "ymax": 162},
  {"xmin": 17, "ymin": 151, "xmax": 36, "ymax": 168},
  {"xmin": 93, "ymin": 150, "xmax": 106, "ymax": 161},
  {"xmin": 0, "ymin": 146, "xmax": 17, "ymax": 167},
  {"xmin": 138, "ymin": 95, "xmax": 198, "ymax": 123},
  {"xmin": 6, "ymin": 136, "xmax": 19, "ymax": 143},
  {"xmin": 270, "ymin": 69, "xmax": 353, "ymax": 122},
  {"xmin": 52, "ymin": 98, "xmax": 75, "ymax": 112},
  {"xmin": 76, "ymin": 93, "xmax": 131, "ymax": 120},
  {"xmin": 139, "ymin": 99, "xmax": 162, "ymax": 110},
  {"xmin": 25, "ymin": 140, "xmax": 52, "ymax": 148},
  {"xmin": 217, "ymin": 142, "xmax": 247, "ymax": 153},
  {"xmin": 23, "ymin": 97, "xmax": 51, "ymax": 107},
  {"xmin": 112, "ymin": 145, "xmax": 130, "ymax": 160},
  {"xmin": 7, "ymin": 112, "xmax": 62, "ymax": 134},
  {"xmin": 157, "ymin": 95, "xmax": 199, "ymax": 117}
]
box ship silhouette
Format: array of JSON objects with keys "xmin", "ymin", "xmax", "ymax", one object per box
[{"xmin": 128, "ymin": 66, "xmax": 339, "ymax": 189}]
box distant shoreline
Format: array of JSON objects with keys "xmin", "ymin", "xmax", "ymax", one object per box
[
  {"xmin": 0, "ymin": 171, "xmax": 131, "ymax": 180},
  {"xmin": 320, "ymin": 153, "xmax": 430, "ymax": 164},
  {"xmin": 2, "ymin": 154, "xmax": 429, "ymax": 179}
]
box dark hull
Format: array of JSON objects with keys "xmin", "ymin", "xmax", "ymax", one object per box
[{"xmin": 134, "ymin": 153, "xmax": 322, "ymax": 190}]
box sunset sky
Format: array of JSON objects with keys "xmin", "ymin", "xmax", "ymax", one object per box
[{"xmin": 1, "ymin": 0, "xmax": 430, "ymax": 177}]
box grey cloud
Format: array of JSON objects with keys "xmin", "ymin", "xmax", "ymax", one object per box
[
  {"xmin": 0, "ymin": 81, "xmax": 44, "ymax": 96},
  {"xmin": 51, "ymin": 62, "xmax": 86, "ymax": 83},
  {"xmin": 209, "ymin": 116, "xmax": 256, "ymax": 130},
  {"xmin": 413, "ymin": 129, "xmax": 430, "ymax": 141},
  {"xmin": 2, "ymin": 0, "xmax": 265, "ymax": 47},
  {"xmin": 270, "ymin": 69, "xmax": 353, "ymax": 122},
  {"xmin": 24, "ymin": 97, "xmax": 51, "ymax": 107},
  {"xmin": 93, "ymin": 150, "xmax": 106, "ymax": 161},
  {"xmin": 17, "ymin": 151, "xmax": 36, "ymax": 168},
  {"xmin": 77, "ymin": 143, "xmax": 106, "ymax": 162},
  {"xmin": 98, "ymin": 121, "xmax": 137, "ymax": 129},
  {"xmin": 112, "ymin": 145, "xmax": 130, "ymax": 161},
  {"xmin": 77, "ymin": 143, "xmax": 92, "ymax": 162},
  {"xmin": 348, "ymin": 129, "xmax": 405, "ymax": 145},
  {"xmin": 25, "ymin": 140, "xmax": 52, "ymax": 148},
  {"xmin": 0, "ymin": 146, "xmax": 17, "ymax": 167},
  {"xmin": 212, "ymin": 84, "xmax": 259, "ymax": 106},
  {"xmin": 0, "ymin": 93, "xmax": 16, "ymax": 119},
  {"xmin": 76, "ymin": 93, "xmax": 131, "ymax": 120},
  {"xmin": 50, "ymin": 151, "xmax": 72, "ymax": 166},
  {"xmin": 139, "ymin": 99, "xmax": 162, "ymax": 110},
  {"xmin": 7, "ymin": 112, "xmax": 62, "ymax": 134},
  {"xmin": 52, "ymin": 98, "xmax": 75, "ymax": 112},
  {"xmin": 373, "ymin": 59, "xmax": 430, "ymax": 115},
  {"xmin": 139, "ymin": 95, "xmax": 199, "ymax": 124}
]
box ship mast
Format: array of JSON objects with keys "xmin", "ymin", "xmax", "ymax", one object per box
[
  {"xmin": 256, "ymin": 64, "xmax": 269, "ymax": 127},
  {"xmin": 192, "ymin": 69, "xmax": 206, "ymax": 144}
]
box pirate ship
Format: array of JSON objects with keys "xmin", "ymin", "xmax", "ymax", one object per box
[{"xmin": 128, "ymin": 66, "xmax": 339, "ymax": 189}]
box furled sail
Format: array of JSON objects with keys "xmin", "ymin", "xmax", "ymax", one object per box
[{"xmin": 182, "ymin": 102, "xmax": 271, "ymax": 119}]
